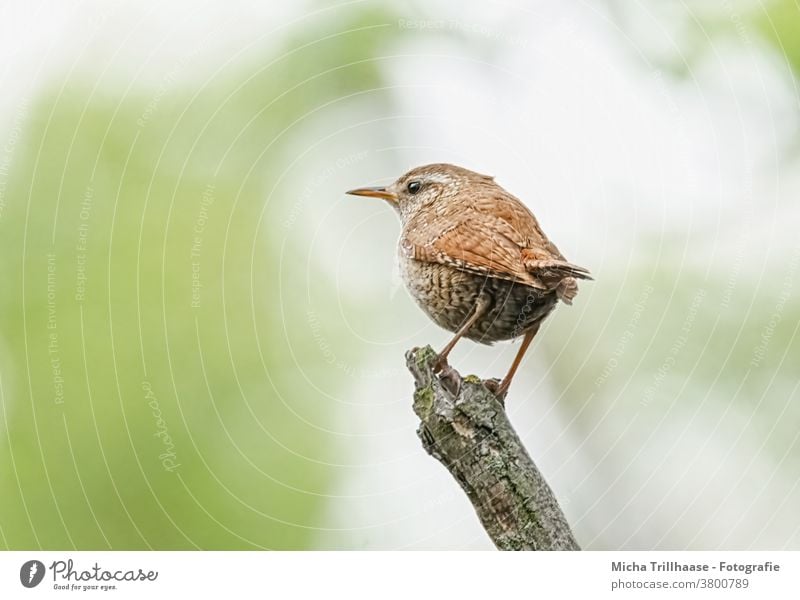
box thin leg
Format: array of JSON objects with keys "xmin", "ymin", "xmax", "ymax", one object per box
[
  {"xmin": 434, "ymin": 294, "xmax": 491, "ymax": 372},
  {"xmin": 495, "ymin": 323, "xmax": 540, "ymax": 397}
]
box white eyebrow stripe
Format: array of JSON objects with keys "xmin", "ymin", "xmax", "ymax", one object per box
[{"xmin": 420, "ymin": 172, "xmax": 450, "ymax": 184}]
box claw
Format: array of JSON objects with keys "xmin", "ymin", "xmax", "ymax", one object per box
[
  {"xmin": 432, "ymin": 353, "xmax": 449, "ymax": 373},
  {"xmin": 437, "ymin": 364, "xmax": 461, "ymax": 396},
  {"xmin": 483, "ymin": 378, "xmax": 507, "ymax": 407}
]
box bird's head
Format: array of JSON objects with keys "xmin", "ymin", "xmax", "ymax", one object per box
[{"xmin": 346, "ymin": 163, "xmax": 494, "ymax": 222}]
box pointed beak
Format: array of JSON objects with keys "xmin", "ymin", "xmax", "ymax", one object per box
[{"xmin": 345, "ymin": 186, "xmax": 397, "ymax": 202}]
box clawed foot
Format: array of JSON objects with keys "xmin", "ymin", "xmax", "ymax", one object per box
[
  {"xmin": 433, "ymin": 353, "xmax": 461, "ymax": 395},
  {"xmin": 437, "ymin": 363, "xmax": 461, "ymax": 396},
  {"xmin": 483, "ymin": 378, "xmax": 508, "ymax": 406},
  {"xmin": 433, "ymin": 353, "xmax": 507, "ymax": 403}
]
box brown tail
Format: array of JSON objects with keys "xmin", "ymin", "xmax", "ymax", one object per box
[{"xmin": 524, "ymin": 258, "xmax": 593, "ymax": 281}]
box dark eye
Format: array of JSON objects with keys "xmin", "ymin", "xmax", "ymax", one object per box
[{"xmin": 407, "ymin": 180, "xmax": 422, "ymax": 194}]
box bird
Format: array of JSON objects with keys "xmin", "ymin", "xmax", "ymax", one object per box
[{"xmin": 346, "ymin": 163, "xmax": 591, "ymax": 398}]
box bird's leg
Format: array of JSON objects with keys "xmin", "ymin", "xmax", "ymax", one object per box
[
  {"xmin": 433, "ymin": 293, "xmax": 491, "ymax": 373},
  {"xmin": 493, "ymin": 322, "xmax": 541, "ymax": 398}
]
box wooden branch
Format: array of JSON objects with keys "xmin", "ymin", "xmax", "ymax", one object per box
[{"xmin": 406, "ymin": 345, "xmax": 580, "ymax": 551}]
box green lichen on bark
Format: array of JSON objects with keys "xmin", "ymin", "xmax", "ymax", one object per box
[
  {"xmin": 413, "ymin": 345, "xmax": 439, "ymax": 372},
  {"xmin": 405, "ymin": 345, "xmax": 580, "ymax": 551},
  {"xmin": 413, "ymin": 386, "xmax": 435, "ymax": 418}
]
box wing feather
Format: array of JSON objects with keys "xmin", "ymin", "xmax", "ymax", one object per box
[{"xmin": 402, "ymin": 186, "xmax": 591, "ymax": 294}]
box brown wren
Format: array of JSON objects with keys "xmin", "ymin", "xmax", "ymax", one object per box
[{"xmin": 347, "ymin": 163, "xmax": 591, "ymax": 398}]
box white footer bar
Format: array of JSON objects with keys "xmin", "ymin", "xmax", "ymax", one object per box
[{"xmin": 1, "ymin": 550, "xmax": 797, "ymax": 599}]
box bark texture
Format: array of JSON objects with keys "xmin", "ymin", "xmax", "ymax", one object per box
[{"xmin": 407, "ymin": 345, "xmax": 580, "ymax": 551}]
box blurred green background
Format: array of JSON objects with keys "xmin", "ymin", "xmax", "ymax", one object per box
[{"xmin": 0, "ymin": 0, "xmax": 797, "ymax": 550}]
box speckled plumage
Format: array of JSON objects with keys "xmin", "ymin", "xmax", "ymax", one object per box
[
  {"xmin": 399, "ymin": 259, "xmax": 557, "ymax": 343},
  {"xmin": 347, "ymin": 163, "xmax": 591, "ymax": 395}
]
